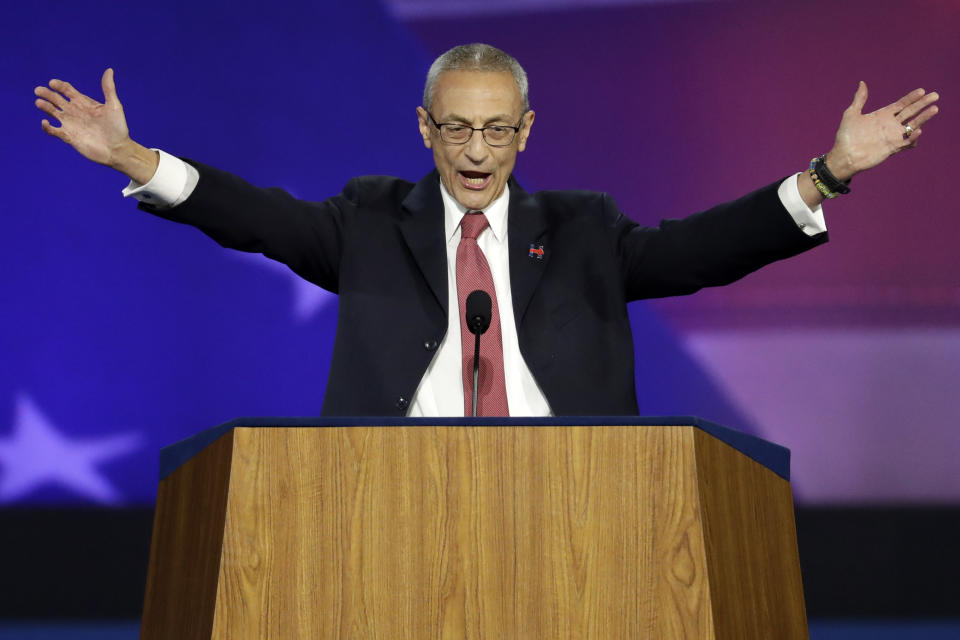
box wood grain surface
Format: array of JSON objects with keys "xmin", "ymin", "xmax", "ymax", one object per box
[
  {"xmin": 693, "ymin": 429, "xmax": 809, "ymax": 639},
  {"xmin": 142, "ymin": 425, "xmax": 807, "ymax": 639},
  {"xmin": 141, "ymin": 429, "xmax": 235, "ymax": 640}
]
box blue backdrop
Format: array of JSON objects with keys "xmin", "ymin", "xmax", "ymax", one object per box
[{"xmin": 3, "ymin": 0, "xmax": 756, "ymax": 505}]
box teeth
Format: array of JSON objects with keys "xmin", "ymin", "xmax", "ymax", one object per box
[{"xmin": 466, "ymin": 177, "xmax": 485, "ymax": 185}]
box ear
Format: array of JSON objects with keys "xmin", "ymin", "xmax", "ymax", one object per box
[
  {"xmin": 416, "ymin": 107, "xmax": 433, "ymax": 149},
  {"xmin": 517, "ymin": 110, "xmax": 535, "ymax": 153}
]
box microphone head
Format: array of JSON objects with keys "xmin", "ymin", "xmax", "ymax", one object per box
[{"xmin": 465, "ymin": 290, "xmax": 492, "ymax": 335}]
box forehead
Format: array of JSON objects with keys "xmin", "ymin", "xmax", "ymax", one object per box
[{"xmin": 431, "ymin": 70, "xmax": 523, "ymax": 120}]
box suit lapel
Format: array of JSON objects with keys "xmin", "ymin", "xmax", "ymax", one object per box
[
  {"xmin": 507, "ymin": 177, "xmax": 550, "ymax": 327},
  {"xmin": 399, "ymin": 170, "xmax": 448, "ymax": 316}
]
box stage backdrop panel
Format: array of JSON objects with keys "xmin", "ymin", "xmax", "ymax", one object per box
[{"xmin": 2, "ymin": 0, "xmax": 957, "ymax": 505}]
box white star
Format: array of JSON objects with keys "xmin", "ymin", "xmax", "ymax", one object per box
[
  {"xmin": 0, "ymin": 393, "xmax": 143, "ymax": 504},
  {"xmin": 230, "ymin": 253, "xmax": 335, "ymax": 322}
]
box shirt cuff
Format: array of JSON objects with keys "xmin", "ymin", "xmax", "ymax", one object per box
[
  {"xmin": 777, "ymin": 173, "xmax": 827, "ymax": 237},
  {"xmin": 121, "ymin": 149, "xmax": 199, "ymax": 208}
]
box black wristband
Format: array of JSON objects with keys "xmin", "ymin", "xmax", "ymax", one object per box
[{"xmin": 813, "ymin": 155, "xmax": 851, "ymax": 195}]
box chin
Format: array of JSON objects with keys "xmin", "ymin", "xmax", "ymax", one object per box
[
  {"xmin": 457, "ymin": 186, "xmax": 501, "ymax": 211},
  {"xmin": 451, "ymin": 190, "xmax": 484, "ymax": 211}
]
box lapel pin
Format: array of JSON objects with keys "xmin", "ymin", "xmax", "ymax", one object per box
[{"xmin": 528, "ymin": 244, "xmax": 545, "ymax": 260}]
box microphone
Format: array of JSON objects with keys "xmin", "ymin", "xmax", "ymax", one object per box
[
  {"xmin": 465, "ymin": 290, "xmax": 492, "ymax": 417},
  {"xmin": 466, "ymin": 290, "xmax": 492, "ymax": 336}
]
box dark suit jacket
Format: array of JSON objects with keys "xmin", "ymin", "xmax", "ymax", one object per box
[{"xmin": 144, "ymin": 164, "xmax": 827, "ymax": 416}]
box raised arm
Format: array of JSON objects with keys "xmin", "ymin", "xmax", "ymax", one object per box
[
  {"xmin": 799, "ymin": 82, "xmax": 940, "ymax": 208},
  {"xmin": 34, "ymin": 68, "xmax": 158, "ymax": 184}
]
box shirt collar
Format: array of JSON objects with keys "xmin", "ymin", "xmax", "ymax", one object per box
[{"xmin": 439, "ymin": 177, "xmax": 510, "ymax": 244}]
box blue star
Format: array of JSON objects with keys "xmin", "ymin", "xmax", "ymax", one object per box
[
  {"xmin": 0, "ymin": 393, "xmax": 143, "ymax": 504},
  {"xmin": 231, "ymin": 253, "xmax": 335, "ymax": 322}
]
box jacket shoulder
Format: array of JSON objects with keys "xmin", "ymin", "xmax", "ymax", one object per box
[
  {"xmin": 341, "ymin": 175, "xmax": 417, "ymax": 208},
  {"xmin": 529, "ymin": 188, "xmax": 607, "ymax": 210},
  {"xmin": 524, "ymin": 188, "xmax": 621, "ymax": 228}
]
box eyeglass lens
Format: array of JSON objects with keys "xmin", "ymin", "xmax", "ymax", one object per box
[{"xmin": 441, "ymin": 124, "xmax": 515, "ymax": 146}]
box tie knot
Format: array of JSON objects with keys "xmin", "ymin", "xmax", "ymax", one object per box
[{"xmin": 460, "ymin": 212, "xmax": 489, "ymax": 240}]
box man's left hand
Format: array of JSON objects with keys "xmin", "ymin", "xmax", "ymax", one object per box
[{"xmin": 826, "ymin": 81, "xmax": 939, "ymax": 181}]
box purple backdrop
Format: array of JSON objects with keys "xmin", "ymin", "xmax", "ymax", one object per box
[{"xmin": 407, "ymin": 0, "xmax": 960, "ymax": 503}]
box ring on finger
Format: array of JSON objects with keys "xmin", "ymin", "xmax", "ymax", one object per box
[{"xmin": 903, "ymin": 124, "xmax": 914, "ymax": 139}]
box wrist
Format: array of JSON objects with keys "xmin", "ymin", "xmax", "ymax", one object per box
[
  {"xmin": 796, "ymin": 171, "xmax": 826, "ymax": 210},
  {"xmin": 809, "ymin": 155, "xmax": 851, "ymax": 199},
  {"xmin": 109, "ymin": 139, "xmax": 159, "ymax": 184},
  {"xmin": 824, "ymin": 149, "xmax": 857, "ymax": 182}
]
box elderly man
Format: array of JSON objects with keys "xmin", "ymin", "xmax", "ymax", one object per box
[{"xmin": 34, "ymin": 44, "xmax": 939, "ymax": 417}]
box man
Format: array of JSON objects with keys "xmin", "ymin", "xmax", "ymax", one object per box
[{"xmin": 34, "ymin": 44, "xmax": 939, "ymax": 417}]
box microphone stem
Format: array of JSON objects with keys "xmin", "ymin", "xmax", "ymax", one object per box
[{"xmin": 472, "ymin": 328, "xmax": 481, "ymax": 417}]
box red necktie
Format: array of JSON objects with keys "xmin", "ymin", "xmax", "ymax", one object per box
[{"xmin": 457, "ymin": 212, "xmax": 509, "ymax": 417}]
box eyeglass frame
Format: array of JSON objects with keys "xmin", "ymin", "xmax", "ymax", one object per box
[{"xmin": 426, "ymin": 111, "xmax": 528, "ymax": 147}]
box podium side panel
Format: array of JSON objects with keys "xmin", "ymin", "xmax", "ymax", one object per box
[
  {"xmin": 693, "ymin": 429, "xmax": 808, "ymax": 640},
  {"xmin": 141, "ymin": 429, "xmax": 235, "ymax": 640}
]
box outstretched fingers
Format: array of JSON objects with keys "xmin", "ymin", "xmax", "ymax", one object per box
[
  {"xmin": 894, "ymin": 91, "xmax": 939, "ymax": 151},
  {"xmin": 101, "ymin": 68, "xmax": 119, "ymax": 104},
  {"xmin": 34, "ymin": 96, "xmax": 63, "ymax": 120},
  {"xmin": 34, "ymin": 80, "xmax": 83, "ymax": 141},
  {"xmin": 905, "ymin": 103, "xmax": 939, "ymax": 133},
  {"xmin": 896, "ymin": 91, "xmax": 940, "ymax": 124},
  {"xmin": 48, "ymin": 78, "xmax": 85, "ymax": 101},
  {"xmin": 884, "ymin": 88, "xmax": 927, "ymax": 116},
  {"xmin": 40, "ymin": 118, "xmax": 67, "ymax": 141},
  {"xmin": 49, "ymin": 78, "xmax": 100, "ymax": 110},
  {"xmin": 34, "ymin": 85, "xmax": 67, "ymax": 110}
]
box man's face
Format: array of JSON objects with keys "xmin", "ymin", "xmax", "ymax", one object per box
[{"xmin": 417, "ymin": 70, "xmax": 535, "ymax": 211}]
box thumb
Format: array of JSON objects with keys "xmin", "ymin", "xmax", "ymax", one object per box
[
  {"xmin": 848, "ymin": 80, "xmax": 868, "ymax": 114},
  {"xmin": 101, "ymin": 68, "xmax": 119, "ymax": 104}
]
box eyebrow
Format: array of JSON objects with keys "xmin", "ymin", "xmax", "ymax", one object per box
[{"xmin": 441, "ymin": 113, "xmax": 519, "ymax": 126}]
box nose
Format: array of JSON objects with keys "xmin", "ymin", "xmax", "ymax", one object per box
[{"xmin": 464, "ymin": 129, "xmax": 489, "ymax": 164}]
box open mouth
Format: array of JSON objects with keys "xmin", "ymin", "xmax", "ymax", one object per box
[{"xmin": 459, "ymin": 170, "xmax": 492, "ymax": 190}]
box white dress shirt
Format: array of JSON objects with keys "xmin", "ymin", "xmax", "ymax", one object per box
[
  {"xmin": 406, "ymin": 180, "xmax": 553, "ymax": 416},
  {"xmin": 124, "ymin": 151, "xmax": 827, "ymax": 416}
]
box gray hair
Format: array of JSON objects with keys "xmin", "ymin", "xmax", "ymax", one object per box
[{"xmin": 422, "ymin": 43, "xmax": 530, "ymax": 113}]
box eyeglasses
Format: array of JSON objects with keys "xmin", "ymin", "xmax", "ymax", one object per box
[{"xmin": 427, "ymin": 111, "xmax": 525, "ymax": 147}]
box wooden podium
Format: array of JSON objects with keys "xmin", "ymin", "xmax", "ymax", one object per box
[{"xmin": 140, "ymin": 418, "xmax": 808, "ymax": 639}]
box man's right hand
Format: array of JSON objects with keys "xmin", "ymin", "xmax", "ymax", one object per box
[{"xmin": 35, "ymin": 68, "xmax": 159, "ymax": 184}]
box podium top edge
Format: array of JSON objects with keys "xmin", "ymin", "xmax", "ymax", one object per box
[{"xmin": 158, "ymin": 416, "xmax": 790, "ymax": 482}]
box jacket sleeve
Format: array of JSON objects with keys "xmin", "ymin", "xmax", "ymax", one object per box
[
  {"xmin": 610, "ymin": 179, "xmax": 829, "ymax": 302},
  {"xmin": 138, "ymin": 159, "xmax": 358, "ymax": 293}
]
